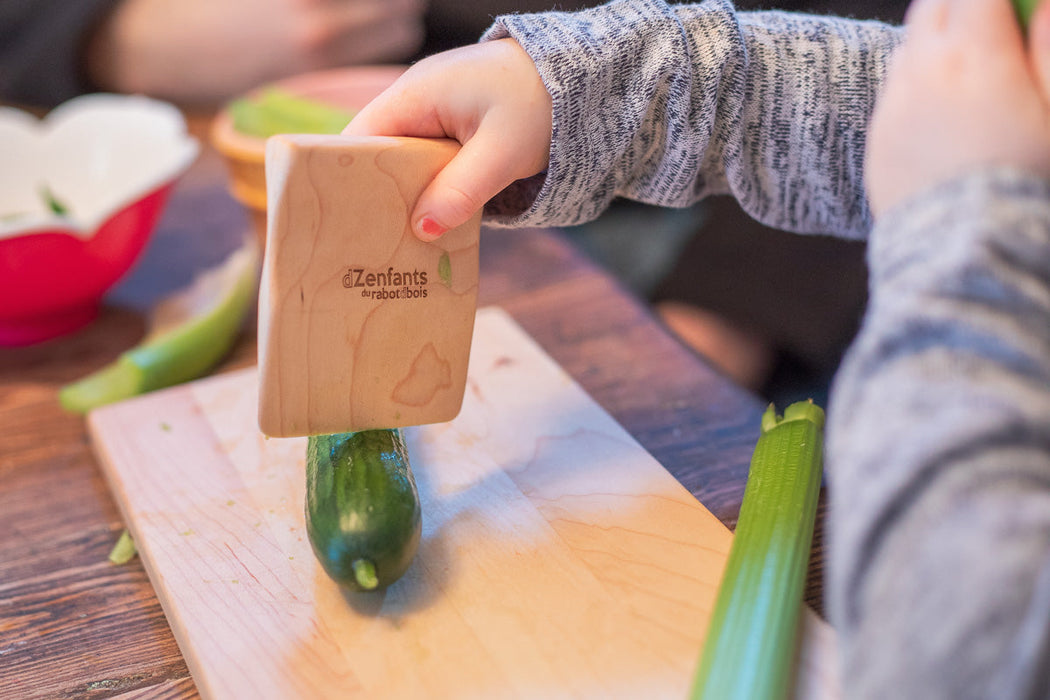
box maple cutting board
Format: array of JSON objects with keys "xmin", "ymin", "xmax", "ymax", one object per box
[{"xmin": 88, "ymin": 307, "xmax": 840, "ymax": 699}]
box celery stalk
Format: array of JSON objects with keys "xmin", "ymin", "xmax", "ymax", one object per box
[
  {"xmin": 59, "ymin": 238, "xmax": 259, "ymax": 413},
  {"xmin": 691, "ymin": 400, "xmax": 825, "ymax": 700},
  {"xmin": 229, "ymin": 88, "xmax": 355, "ymax": 139}
]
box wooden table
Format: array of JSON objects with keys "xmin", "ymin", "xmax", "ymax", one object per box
[{"xmin": 0, "ymin": 115, "xmax": 826, "ymax": 699}]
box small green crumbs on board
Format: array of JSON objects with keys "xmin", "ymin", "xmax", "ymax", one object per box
[
  {"xmin": 160, "ymin": 422, "xmax": 171, "ymax": 431},
  {"xmin": 87, "ymin": 680, "xmax": 124, "ymax": 691},
  {"xmin": 438, "ymin": 252, "xmax": 452, "ymax": 287},
  {"xmin": 108, "ymin": 529, "xmax": 137, "ymax": 564},
  {"xmin": 40, "ymin": 184, "xmax": 69, "ymax": 215}
]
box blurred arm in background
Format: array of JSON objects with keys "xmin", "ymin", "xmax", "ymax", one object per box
[
  {"xmin": 0, "ymin": 0, "xmax": 426, "ymax": 107},
  {"xmin": 0, "ymin": 0, "xmax": 601, "ymax": 109}
]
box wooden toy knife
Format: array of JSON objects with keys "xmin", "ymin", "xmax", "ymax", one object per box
[{"xmin": 257, "ymin": 134, "xmax": 482, "ymax": 438}]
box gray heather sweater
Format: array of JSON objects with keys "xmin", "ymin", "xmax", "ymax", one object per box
[{"xmin": 482, "ymin": 1, "xmax": 1050, "ymax": 697}]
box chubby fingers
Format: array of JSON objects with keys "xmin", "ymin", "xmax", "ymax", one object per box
[
  {"xmin": 866, "ymin": 0, "xmax": 1050, "ymax": 216},
  {"xmin": 344, "ymin": 39, "xmax": 553, "ymax": 240},
  {"xmin": 343, "ymin": 66, "xmax": 448, "ymax": 140},
  {"xmin": 412, "ymin": 107, "xmax": 552, "ymax": 240},
  {"xmin": 949, "ymin": 0, "xmax": 1026, "ymax": 50},
  {"xmin": 412, "ymin": 132, "xmax": 523, "ymax": 241},
  {"xmin": 903, "ymin": 0, "xmax": 1024, "ymax": 49}
]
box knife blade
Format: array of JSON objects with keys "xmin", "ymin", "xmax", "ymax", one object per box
[{"xmin": 257, "ymin": 134, "xmax": 481, "ymax": 437}]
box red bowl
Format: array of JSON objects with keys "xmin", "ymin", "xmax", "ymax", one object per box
[
  {"xmin": 0, "ymin": 95, "xmax": 198, "ymax": 345},
  {"xmin": 0, "ymin": 185, "xmax": 176, "ymax": 345}
]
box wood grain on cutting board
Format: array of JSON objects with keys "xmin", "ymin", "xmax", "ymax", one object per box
[{"xmin": 88, "ymin": 307, "xmax": 839, "ymax": 699}]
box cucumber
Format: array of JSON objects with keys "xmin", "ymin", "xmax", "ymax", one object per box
[{"xmin": 305, "ymin": 429, "xmax": 422, "ymax": 591}]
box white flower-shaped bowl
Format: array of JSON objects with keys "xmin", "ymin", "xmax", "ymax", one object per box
[{"xmin": 0, "ymin": 93, "xmax": 199, "ymax": 346}]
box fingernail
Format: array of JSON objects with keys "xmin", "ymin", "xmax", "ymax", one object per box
[{"xmin": 417, "ymin": 216, "xmax": 447, "ymax": 240}]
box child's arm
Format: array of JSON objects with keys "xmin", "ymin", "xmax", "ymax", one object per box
[
  {"xmin": 829, "ymin": 0, "xmax": 1050, "ymax": 694},
  {"xmin": 347, "ymin": 0, "xmax": 902, "ymax": 240},
  {"xmin": 483, "ymin": 0, "xmax": 901, "ymax": 237}
]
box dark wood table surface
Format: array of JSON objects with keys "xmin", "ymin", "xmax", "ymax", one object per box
[{"xmin": 0, "ymin": 114, "xmax": 826, "ymax": 699}]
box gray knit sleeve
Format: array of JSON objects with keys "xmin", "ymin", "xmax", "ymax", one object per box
[
  {"xmin": 481, "ymin": 0, "xmax": 902, "ymax": 239},
  {"xmin": 826, "ymin": 169, "xmax": 1050, "ymax": 698}
]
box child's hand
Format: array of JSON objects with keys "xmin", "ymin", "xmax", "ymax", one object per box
[
  {"xmin": 866, "ymin": 0, "xmax": 1050, "ymax": 217},
  {"xmin": 344, "ymin": 39, "xmax": 553, "ymax": 240}
]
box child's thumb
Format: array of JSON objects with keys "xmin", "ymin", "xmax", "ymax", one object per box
[{"xmin": 410, "ymin": 133, "xmax": 529, "ymax": 241}]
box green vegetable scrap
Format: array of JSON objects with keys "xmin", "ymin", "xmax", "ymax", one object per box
[
  {"xmin": 1014, "ymin": 0, "xmax": 1040, "ymax": 28},
  {"xmin": 691, "ymin": 400, "xmax": 825, "ymax": 700},
  {"xmin": 438, "ymin": 252, "xmax": 452, "ymax": 287},
  {"xmin": 40, "ymin": 184, "xmax": 69, "ymax": 215},
  {"xmin": 229, "ymin": 88, "xmax": 356, "ymax": 139},
  {"xmin": 60, "ymin": 237, "xmax": 259, "ymax": 413},
  {"xmin": 108, "ymin": 529, "xmax": 137, "ymax": 565}
]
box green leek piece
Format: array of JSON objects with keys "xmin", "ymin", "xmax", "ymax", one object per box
[
  {"xmin": 40, "ymin": 184, "xmax": 69, "ymax": 215},
  {"xmin": 108, "ymin": 528, "xmax": 137, "ymax": 564},
  {"xmin": 691, "ymin": 400, "xmax": 825, "ymax": 700},
  {"xmin": 229, "ymin": 88, "xmax": 355, "ymax": 139},
  {"xmin": 1014, "ymin": 0, "xmax": 1040, "ymax": 28},
  {"xmin": 59, "ymin": 238, "xmax": 259, "ymax": 413}
]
